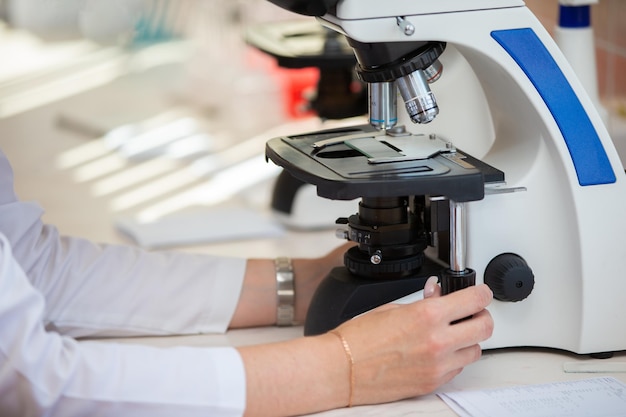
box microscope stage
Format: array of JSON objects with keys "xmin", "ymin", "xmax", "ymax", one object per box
[{"xmin": 266, "ymin": 124, "xmax": 503, "ymax": 202}]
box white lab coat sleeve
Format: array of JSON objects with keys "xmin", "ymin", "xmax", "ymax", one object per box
[
  {"xmin": 0, "ymin": 149, "xmax": 247, "ymax": 337},
  {"xmin": 0, "ymin": 233, "xmax": 246, "ymax": 417}
]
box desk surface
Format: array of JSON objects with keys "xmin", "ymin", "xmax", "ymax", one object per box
[{"xmin": 2, "ymin": 61, "xmax": 626, "ymax": 417}]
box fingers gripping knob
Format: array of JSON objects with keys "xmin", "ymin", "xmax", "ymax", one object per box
[
  {"xmin": 441, "ymin": 269, "xmax": 476, "ymax": 324},
  {"xmin": 441, "ymin": 269, "xmax": 476, "ymax": 296}
]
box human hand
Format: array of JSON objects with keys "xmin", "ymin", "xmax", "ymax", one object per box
[
  {"xmin": 238, "ymin": 274, "xmax": 492, "ymax": 417},
  {"xmin": 292, "ymin": 242, "xmax": 354, "ymax": 322},
  {"xmin": 332, "ymin": 280, "xmax": 493, "ymax": 406}
]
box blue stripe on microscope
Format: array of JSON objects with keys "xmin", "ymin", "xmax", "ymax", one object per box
[{"xmin": 491, "ymin": 28, "xmax": 615, "ymax": 186}]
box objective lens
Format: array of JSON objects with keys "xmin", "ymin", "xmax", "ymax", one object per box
[
  {"xmin": 369, "ymin": 82, "xmax": 397, "ymax": 130},
  {"xmin": 423, "ymin": 59, "xmax": 443, "ymax": 84},
  {"xmin": 396, "ymin": 69, "xmax": 439, "ymax": 124}
]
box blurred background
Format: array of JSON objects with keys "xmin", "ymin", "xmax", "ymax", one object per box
[
  {"xmin": 527, "ymin": 0, "xmax": 626, "ymax": 117},
  {"xmin": 0, "ymin": 0, "xmax": 623, "ymax": 250}
]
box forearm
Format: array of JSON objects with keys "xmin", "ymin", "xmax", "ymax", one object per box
[
  {"xmin": 229, "ymin": 252, "xmax": 343, "ymax": 328},
  {"xmin": 238, "ymin": 333, "xmax": 349, "ymax": 417},
  {"xmin": 0, "ymin": 233, "xmax": 247, "ymax": 416},
  {"xmin": 229, "ymin": 259, "xmax": 276, "ymax": 328}
]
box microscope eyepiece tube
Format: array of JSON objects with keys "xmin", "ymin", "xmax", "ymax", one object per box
[
  {"xmin": 369, "ymin": 82, "xmax": 397, "ymax": 130},
  {"xmin": 396, "ymin": 69, "xmax": 439, "ymax": 124}
]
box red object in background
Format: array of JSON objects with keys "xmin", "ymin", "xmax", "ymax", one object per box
[
  {"xmin": 275, "ymin": 66, "xmax": 320, "ymax": 119},
  {"xmin": 244, "ymin": 47, "xmax": 320, "ymax": 119}
]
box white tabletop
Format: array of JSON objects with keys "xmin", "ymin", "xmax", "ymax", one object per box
[{"xmin": 2, "ymin": 56, "xmax": 625, "ymax": 417}]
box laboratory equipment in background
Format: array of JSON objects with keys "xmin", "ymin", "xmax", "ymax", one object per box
[
  {"xmin": 246, "ymin": 19, "xmax": 366, "ymax": 120},
  {"xmin": 247, "ymin": 19, "xmax": 367, "ymax": 229},
  {"xmin": 264, "ymin": 0, "xmax": 626, "ymax": 357},
  {"xmin": 554, "ymin": 0, "xmax": 608, "ymax": 123}
]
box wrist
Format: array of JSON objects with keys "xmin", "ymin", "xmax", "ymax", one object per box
[{"xmin": 329, "ymin": 329, "xmax": 355, "ymax": 407}]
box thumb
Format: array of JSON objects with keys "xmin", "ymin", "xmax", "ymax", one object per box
[{"xmin": 423, "ymin": 276, "xmax": 441, "ymax": 299}]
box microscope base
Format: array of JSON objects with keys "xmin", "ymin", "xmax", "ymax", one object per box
[{"xmin": 304, "ymin": 257, "xmax": 444, "ymax": 335}]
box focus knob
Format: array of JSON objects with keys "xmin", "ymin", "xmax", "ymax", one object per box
[
  {"xmin": 484, "ymin": 253, "xmax": 534, "ymax": 302},
  {"xmin": 441, "ymin": 268, "xmax": 476, "ymax": 296}
]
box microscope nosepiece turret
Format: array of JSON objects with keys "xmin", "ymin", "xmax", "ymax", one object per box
[{"xmin": 349, "ymin": 40, "xmax": 446, "ymax": 127}]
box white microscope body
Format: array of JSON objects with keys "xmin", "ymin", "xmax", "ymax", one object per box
[
  {"xmin": 325, "ymin": 0, "xmax": 626, "ymax": 355},
  {"xmin": 265, "ymin": 0, "xmax": 626, "ymax": 355}
]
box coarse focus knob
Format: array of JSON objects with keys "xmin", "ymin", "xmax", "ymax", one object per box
[
  {"xmin": 441, "ymin": 268, "xmax": 476, "ymax": 295},
  {"xmin": 484, "ymin": 253, "xmax": 534, "ymax": 302}
]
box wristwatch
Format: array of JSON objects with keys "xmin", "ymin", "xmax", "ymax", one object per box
[{"xmin": 275, "ymin": 257, "xmax": 295, "ymax": 326}]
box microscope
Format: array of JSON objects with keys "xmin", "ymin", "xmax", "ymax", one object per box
[{"xmin": 264, "ymin": 0, "xmax": 626, "ymax": 356}]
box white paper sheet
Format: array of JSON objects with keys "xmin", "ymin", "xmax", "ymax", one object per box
[{"xmin": 439, "ymin": 377, "xmax": 626, "ymax": 417}]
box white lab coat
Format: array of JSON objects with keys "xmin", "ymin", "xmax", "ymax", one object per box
[{"xmin": 0, "ymin": 150, "xmax": 248, "ymax": 416}]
